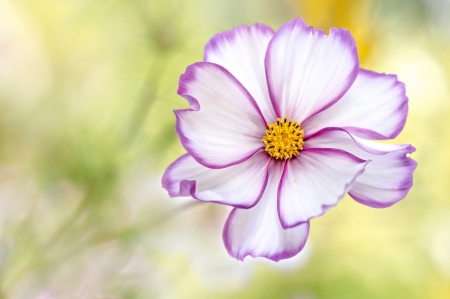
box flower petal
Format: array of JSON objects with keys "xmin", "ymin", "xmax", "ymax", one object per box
[
  {"xmin": 278, "ymin": 148, "xmax": 369, "ymax": 228},
  {"xmin": 265, "ymin": 17, "xmax": 359, "ymax": 122},
  {"xmin": 161, "ymin": 151, "xmax": 271, "ymax": 208},
  {"xmin": 223, "ymin": 162, "xmax": 310, "ymax": 261},
  {"xmin": 303, "ymin": 69, "xmax": 408, "ymax": 139},
  {"xmin": 349, "ymin": 151, "xmax": 417, "ymax": 208},
  {"xmin": 204, "ymin": 23, "xmax": 276, "ymax": 122},
  {"xmin": 305, "ymin": 127, "xmax": 413, "ymax": 155},
  {"xmin": 305, "ymin": 128, "xmax": 417, "ymax": 208},
  {"xmin": 176, "ymin": 62, "xmax": 266, "ymax": 168}
]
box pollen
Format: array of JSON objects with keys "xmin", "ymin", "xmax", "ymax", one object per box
[{"xmin": 261, "ymin": 116, "xmax": 305, "ymax": 160}]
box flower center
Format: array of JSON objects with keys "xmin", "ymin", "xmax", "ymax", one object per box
[{"xmin": 261, "ymin": 116, "xmax": 305, "ymax": 160}]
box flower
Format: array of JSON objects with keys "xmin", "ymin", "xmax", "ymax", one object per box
[{"xmin": 162, "ymin": 17, "xmax": 417, "ymax": 261}]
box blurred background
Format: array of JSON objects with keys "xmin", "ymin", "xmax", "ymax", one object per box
[{"xmin": 0, "ymin": 0, "xmax": 449, "ymax": 298}]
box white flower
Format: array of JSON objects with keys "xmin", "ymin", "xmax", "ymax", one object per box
[{"xmin": 162, "ymin": 18, "xmax": 417, "ymax": 261}]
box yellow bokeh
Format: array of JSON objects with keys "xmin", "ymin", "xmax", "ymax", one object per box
[{"xmin": 287, "ymin": 0, "xmax": 377, "ymax": 63}]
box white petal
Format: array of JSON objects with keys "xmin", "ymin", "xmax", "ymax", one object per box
[
  {"xmin": 204, "ymin": 23, "xmax": 276, "ymax": 122},
  {"xmin": 223, "ymin": 162, "xmax": 310, "ymax": 261},
  {"xmin": 278, "ymin": 148, "xmax": 369, "ymax": 228},
  {"xmin": 304, "ymin": 69, "xmax": 408, "ymax": 139},
  {"xmin": 349, "ymin": 152, "xmax": 417, "ymax": 208},
  {"xmin": 162, "ymin": 151, "xmax": 271, "ymax": 208},
  {"xmin": 176, "ymin": 62, "xmax": 266, "ymax": 168},
  {"xmin": 265, "ymin": 17, "xmax": 359, "ymax": 122},
  {"xmin": 305, "ymin": 128, "xmax": 413, "ymax": 155},
  {"xmin": 305, "ymin": 128, "xmax": 417, "ymax": 207}
]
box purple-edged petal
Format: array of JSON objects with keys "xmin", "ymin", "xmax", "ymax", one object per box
[
  {"xmin": 349, "ymin": 151, "xmax": 417, "ymax": 208},
  {"xmin": 223, "ymin": 162, "xmax": 310, "ymax": 261},
  {"xmin": 176, "ymin": 62, "xmax": 266, "ymax": 168},
  {"xmin": 161, "ymin": 150, "xmax": 270, "ymax": 208},
  {"xmin": 265, "ymin": 17, "xmax": 359, "ymax": 122},
  {"xmin": 303, "ymin": 69, "xmax": 408, "ymax": 139},
  {"xmin": 278, "ymin": 148, "xmax": 369, "ymax": 228},
  {"xmin": 205, "ymin": 23, "xmax": 276, "ymax": 122},
  {"xmin": 305, "ymin": 127, "xmax": 413, "ymax": 155},
  {"xmin": 305, "ymin": 128, "xmax": 417, "ymax": 208}
]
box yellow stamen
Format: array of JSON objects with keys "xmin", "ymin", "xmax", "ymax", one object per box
[{"xmin": 261, "ymin": 116, "xmax": 305, "ymax": 160}]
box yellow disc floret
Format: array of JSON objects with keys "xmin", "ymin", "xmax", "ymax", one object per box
[{"xmin": 261, "ymin": 116, "xmax": 305, "ymax": 160}]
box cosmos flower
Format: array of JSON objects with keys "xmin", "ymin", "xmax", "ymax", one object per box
[{"xmin": 162, "ymin": 17, "xmax": 417, "ymax": 261}]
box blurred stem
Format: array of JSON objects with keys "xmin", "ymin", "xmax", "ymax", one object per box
[
  {"xmin": 4, "ymin": 201, "xmax": 205, "ymax": 281},
  {"xmin": 124, "ymin": 0, "xmax": 175, "ymax": 146},
  {"xmin": 42, "ymin": 191, "xmax": 94, "ymax": 252},
  {"xmin": 144, "ymin": 200, "xmax": 203, "ymax": 229},
  {"xmin": 122, "ymin": 52, "xmax": 164, "ymax": 146},
  {"xmin": 0, "ymin": 190, "xmax": 94, "ymax": 291},
  {"xmin": 123, "ymin": 70, "xmax": 154, "ymax": 145},
  {"xmin": 97, "ymin": 201, "xmax": 204, "ymax": 245}
]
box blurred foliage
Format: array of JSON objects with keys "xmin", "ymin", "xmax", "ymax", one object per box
[{"xmin": 0, "ymin": 0, "xmax": 449, "ymax": 298}]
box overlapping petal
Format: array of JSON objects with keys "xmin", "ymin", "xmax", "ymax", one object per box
[
  {"xmin": 305, "ymin": 128, "xmax": 413, "ymax": 154},
  {"xmin": 349, "ymin": 151, "xmax": 417, "ymax": 208},
  {"xmin": 161, "ymin": 151, "xmax": 271, "ymax": 208},
  {"xmin": 306, "ymin": 128, "xmax": 417, "ymax": 208},
  {"xmin": 223, "ymin": 163, "xmax": 310, "ymax": 261},
  {"xmin": 204, "ymin": 23, "xmax": 276, "ymax": 122},
  {"xmin": 176, "ymin": 62, "xmax": 266, "ymax": 168},
  {"xmin": 304, "ymin": 69, "xmax": 408, "ymax": 139},
  {"xmin": 277, "ymin": 148, "xmax": 369, "ymax": 228},
  {"xmin": 265, "ymin": 17, "xmax": 359, "ymax": 122}
]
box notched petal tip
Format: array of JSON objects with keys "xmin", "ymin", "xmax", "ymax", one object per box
[
  {"xmin": 350, "ymin": 161, "xmax": 418, "ymax": 209},
  {"xmin": 285, "ymin": 16, "xmax": 308, "ymax": 29},
  {"xmin": 174, "ymin": 62, "xmax": 266, "ymax": 169},
  {"xmin": 266, "ymin": 17, "xmax": 359, "ymax": 124},
  {"xmin": 349, "ymin": 143, "xmax": 417, "ymax": 209},
  {"xmin": 162, "ymin": 152, "xmax": 271, "ymax": 209}
]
